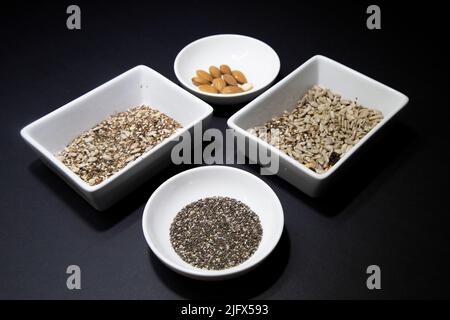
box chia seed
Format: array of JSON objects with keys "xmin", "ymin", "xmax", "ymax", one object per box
[{"xmin": 169, "ymin": 196, "xmax": 263, "ymax": 270}]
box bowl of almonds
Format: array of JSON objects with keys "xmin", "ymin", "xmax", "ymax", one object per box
[{"xmin": 174, "ymin": 34, "xmax": 280, "ymax": 105}]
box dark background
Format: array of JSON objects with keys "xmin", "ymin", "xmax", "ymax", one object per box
[{"xmin": 1, "ymin": 0, "xmax": 449, "ymax": 299}]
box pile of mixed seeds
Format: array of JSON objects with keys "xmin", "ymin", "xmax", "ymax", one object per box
[
  {"xmin": 170, "ymin": 197, "xmax": 263, "ymax": 270},
  {"xmin": 248, "ymin": 86, "xmax": 384, "ymax": 173},
  {"xmin": 57, "ymin": 105, "xmax": 182, "ymax": 185}
]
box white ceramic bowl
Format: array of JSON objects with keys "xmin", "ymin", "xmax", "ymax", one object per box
[
  {"xmin": 142, "ymin": 166, "xmax": 284, "ymax": 280},
  {"xmin": 174, "ymin": 34, "xmax": 280, "ymax": 105},
  {"xmin": 21, "ymin": 65, "xmax": 213, "ymax": 210},
  {"xmin": 228, "ymin": 55, "xmax": 409, "ymax": 197}
]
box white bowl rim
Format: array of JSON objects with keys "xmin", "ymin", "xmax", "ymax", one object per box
[
  {"xmin": 142, "ymin": 165, "xmax": 284, "ymax": 279},
  {"xmin": 20, "ymin": 65, "xmax": 213, "ymax": 193},
  {"xmin": 227, "ymin": 54, "xmax": 409, "ymax": 181},
  {"xmin": 174, "ymin": 34, "xmax": 281, "ymax": 99}
]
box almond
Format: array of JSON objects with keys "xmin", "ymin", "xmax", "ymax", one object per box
[
  {"xmin": 220, "ymin": 64, "xmax": 232, "ymax": 75},
  {"xmin": 212, "ymin": 78, "xmax": 226, "ymax": 91},
  {"xmin": 209, "ymin": 66, "xmax": 221, "ymax": 78},
  {"xmin": 232, "ymin": 70, "xmax": 247, "ymax": 84},
  {"xmin": 198, "ymin": 84, "xmax": 218, "ymax": 94},
  {"xmin": 221, "ymin": 86, "xmax": 243, "ymax": 94},
  {"xmin": 223, "ymin": 74, "xmax": 237, "ymax": 86},
  {"xmin": 241, "ymin": 82, "xmax": 253, "ymax": 91},
  {"xmin": 192, "ymin": 77, "xmax": 210, "ymax": 86},
  {"xmin": 196, "ymin": 70, "xmax": 213, "ymax": 82}
]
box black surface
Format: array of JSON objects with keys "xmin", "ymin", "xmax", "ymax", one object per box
[{"xmin": 1, "ymin": 1, "xmax": 449, "ymax": 299}]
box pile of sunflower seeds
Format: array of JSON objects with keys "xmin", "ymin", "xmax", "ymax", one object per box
[
  {"xmin": 248, "ymin": 86, "xmax": 384, "ymax": 173},
  {"xmin": 170, "ymin": 197, "xmax": 263, "ymax": 270},
  {"xmin": 57, "ymin": 105, "xmax": 182, "ymax": 185}
]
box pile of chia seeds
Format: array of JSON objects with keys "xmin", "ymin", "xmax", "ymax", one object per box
[{"xmin": 170, "ymin": 196, "xmax": 263, "ymax": 270}]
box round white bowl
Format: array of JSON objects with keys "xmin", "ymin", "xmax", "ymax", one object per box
[
  {"xmin": 142, "ymin": 166, "xmax": 284, "ymax": 280},
  {"xmin": 174, "ymin": 34, "xmax": 280, "ymax": 105}
]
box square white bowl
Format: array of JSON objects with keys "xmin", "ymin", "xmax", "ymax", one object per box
[
  {"xmin": 21, "ymin": 65, "xmax": 213, "ymax": 210},
  {"xmin": 227, "ymin": 55, "xmax": 409, "ymax": 197}
]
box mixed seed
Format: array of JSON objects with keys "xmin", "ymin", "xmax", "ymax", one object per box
[
  {"xmin": 170, "ymin": 197, "xmax": 263, "ymax": 270},
  {"xmin": 57, "ymin": 105, "xmax": 182, "ymax": 185},
  {"xmin": 248, "ymin": 86, "xmax": 384, "ymax": 173}
]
